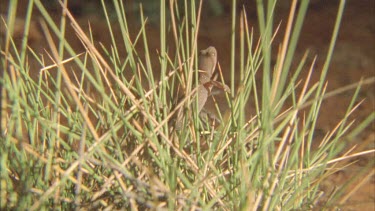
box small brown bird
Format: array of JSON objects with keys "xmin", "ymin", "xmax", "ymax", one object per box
[
  {"xmin": 196, "ymin": 46, "xmax": 217, "ymax": 113},
  {"xmin": 173, "ymin": 46, "xmax": 229, "ymax": 130}
]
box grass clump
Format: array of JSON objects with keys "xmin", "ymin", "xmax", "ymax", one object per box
[{"xmin": 1, "ymin": 0, "xmax": 374, "ymax": 210}]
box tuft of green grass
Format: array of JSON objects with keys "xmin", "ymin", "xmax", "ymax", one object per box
[{"xmin": 0, "ymin": 0, "xmax": 374, "ymax": 210}]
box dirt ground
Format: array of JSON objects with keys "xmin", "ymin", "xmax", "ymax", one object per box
[{"xmin": 1, "ymin": 0, "xmax": 374, "ymax": 210}]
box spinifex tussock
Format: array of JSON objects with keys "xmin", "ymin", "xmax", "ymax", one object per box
[{"xmin": 0, "ymin": 0, "xmax": 374, "ymax": 210}]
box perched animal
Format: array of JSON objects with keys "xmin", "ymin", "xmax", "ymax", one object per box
[{"xmin": 173, "ymin": 46, "xmax": 229, "ymax": 130}]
